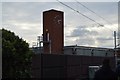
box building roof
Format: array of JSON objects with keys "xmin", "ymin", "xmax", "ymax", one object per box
[
  {"xmin": 43, "ymin": 9, "xmax": 64, "ymax": 13},
  {"xmin": 64, "ymin": 45, "xmax": 114, "ymax": 51}
]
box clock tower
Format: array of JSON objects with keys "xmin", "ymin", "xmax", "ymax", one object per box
[{"xmin": 43, "ymin": 9, "xmax": 64, "ymax": 54}]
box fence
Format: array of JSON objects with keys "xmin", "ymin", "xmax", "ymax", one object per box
[{"xmin": 32, "ymin": 53, "xmax": 116, "ymax": 79}]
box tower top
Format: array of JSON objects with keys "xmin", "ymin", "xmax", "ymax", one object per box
[{"xmin": 43, "ymin": 9, "xmax": 63, "ymax": 13}]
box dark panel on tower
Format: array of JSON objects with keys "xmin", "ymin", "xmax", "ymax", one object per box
[{"xmin": 43, "ymin": 9, "xmax": 64, "ymax": 54}]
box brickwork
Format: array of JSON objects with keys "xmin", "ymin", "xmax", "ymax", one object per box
[{"xmin": 43, "ymin": 10, "xmax": 64, "ymax": 54}]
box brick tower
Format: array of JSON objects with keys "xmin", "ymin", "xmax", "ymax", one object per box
[{"xmin": 43, "ymin": 9, "xmax": 64, "ymax": 54}]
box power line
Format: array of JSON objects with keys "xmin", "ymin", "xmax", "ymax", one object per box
[
  {"xmin": 75, "ymin": 0, "xmax": 120, "ymax": 39},
  {"xmin": 75, "ymin": 1, "xmax": 118, "ymax": 32},
  {"xmin": 76, "ymin": 1, "xmax": 113, "ymax": 25},
  {"xmin": 57, "ymin": 0, "xmax": 119, "ymax": 46},
  {"xmin": 56, "ymin": 0, "xmax": 115, "ymax": 38},
  {"xmin": 56, "ymin": 0, "xmax": 104, "ymax": 27},
  {"xmin": 56, "ymin": 0, "xmax": 114, "ymax": 38}
]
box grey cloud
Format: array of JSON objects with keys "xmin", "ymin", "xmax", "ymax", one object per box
[
  {"xmin": 77, "ymin": 2, "xmax": 118, "ymax": 25},
  {"xmin": 3, "ymin": 23, "xmax": 41, "ymax": 36},
  {"xmin": 2, "ymin": 2, "xmax": 40, "ymax": 23},
  {"xmin": 96, "ymin": 37, "xmax": 114, "ymax": 45},
  {"xmin": 75, "ymin": 37, "xmax": 95, "ymax": 46},
  {"xmin": 82, "ymin": 2, "xmax": 118, "ymax": 15},
  {"xmin": 65, "ymin": 26, "xmax": 98, "ymax": 46},
  {"xmin": 96, "ymin": 37, "xmax": 113, "ymax": 41},
  {"xmin": 96, "ymin": 37, "xmax": 114, "ymax": 48},
  {"xmin": 69, "ymin": 26, "xmax": 98, "ymax": 37},
  {"xmin": 2, "ymin": 2, "xmax": 61, "ymax": 24}
]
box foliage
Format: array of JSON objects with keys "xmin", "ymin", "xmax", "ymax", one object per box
[{"xmin": 2, "ymin": 29, "xmax": 33, "ymax": 78}]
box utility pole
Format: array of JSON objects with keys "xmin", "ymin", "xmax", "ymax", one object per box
[
  {"xmin": 37, "ymin": 36, "xmax": 40, "ymax": 47},
  {"xmin": 114, "ymin": 31, "xmax": 117, "ymax": 49},
  {"xmin": 114, "ymin": 31, "xmax": 117, "ymax": 67}
]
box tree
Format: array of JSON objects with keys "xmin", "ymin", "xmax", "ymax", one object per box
[{"xmin": 2, "ymin": 29, "xmax": 33, "ymax": 78}]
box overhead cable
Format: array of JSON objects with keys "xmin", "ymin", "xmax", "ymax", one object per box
[
  {"xmin": 56, "ymin": 0, "xmax": 104, "ymax": 27},
  {"xmin": 76, "ymin": 0, "xmax": 118, "ymax": 32}
]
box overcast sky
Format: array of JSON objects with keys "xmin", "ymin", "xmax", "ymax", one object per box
[{"xmin": 2, "ymin": 0, "xmax": 119, "ymax": 48}]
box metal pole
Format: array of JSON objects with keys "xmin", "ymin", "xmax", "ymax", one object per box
[
  {"xmin": 49, "ymin": 40, "xmax": 51, "ymax": 54},
  {"xmin": 40, "ymin": 41, "xmax": 41, "ymax": 53},
  {"xmin": 114, "ymin": 31, "xmax": 117, "ymax": 68},
  {"xmin": 114, "ymin": 31, "xmax": 117, "ymax": 49}
]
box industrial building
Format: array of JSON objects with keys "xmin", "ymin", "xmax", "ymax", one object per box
[
  {"xmin": 32, "ymin": 45, "xmax": 115, "ymax": 57},
  {"xmin": 32, "ymin": 9, "xmax": 116, "ymax": 79}
]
